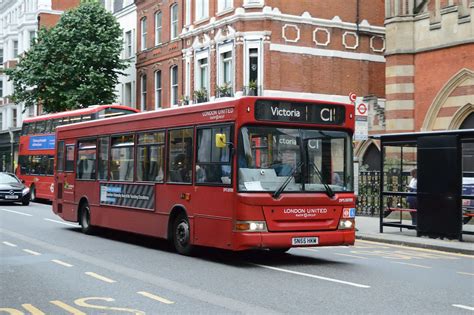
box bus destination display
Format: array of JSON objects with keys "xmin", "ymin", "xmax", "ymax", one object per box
[{"xmin": 254, "ymin": 100, "xmax": 345, "ymax": 125}]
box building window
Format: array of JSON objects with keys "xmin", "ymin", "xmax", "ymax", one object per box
[
  {"xmin": 185, "ymin": 0, "xmax": 191, "ymax": 25},
  {"xmin": 170, "ymin": 4, "xmax": 178, "ymax": 40},
  {"xmin": 141, "ymin": 75, "xmax": 147, "ymax": 111},
  {"xmin": 0, "ymin": 48, "xmax": 3, "ymax": 65},
  {"xmin": 222, "ymin": 51, "xmax": 232, "ymax": 85},
  {"xmin": 113, "ymin": 0, "xmax": 123, "ymax": 12},
  {"xmin": 218, "ymin": 0, "xmax": 233, "ymax": 12},
  {"xmin": 13, "ymin": 40, "xmax": 18, "ymax": 58},
  {"xmin": 199, "ymin": 58, "xmax": 208, "ymax": 91},
  {"xmin": 29, "ymin": 30, "xmax": 36, "ymax": 45},
  {"xmin": 155, "ymin": 12, "xmax": 162, "ymax": 45},
  {"xmin": 0, "ymin": 81, "xmax": 3, "ymax": 98},
  {"xmin": 124, "ymin": 82, "xmax": 132, "ymax": 107},
  {"xmin": 125, "ymin": 30, "xmax": 132, "ymax": 58},
  {"xmin": 155, "ymin": 70, "xmax": 162, "ymax": 109},
  {"xmin": 12, "ymin": 108, "xmax": 17, "ymax": 127},
  {"xmin": 140, "ymin": 17, "xmax": 147, "ymax": 51},
  {"xmin": 196, "ymin": 0, "xmax": 209, "ymax": 20},
  {"xmin": 171, "ymin": 65, "xmax": 178, "ymax": 106}
]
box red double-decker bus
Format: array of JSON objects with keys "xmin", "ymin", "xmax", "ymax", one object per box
[
  {"xmin": 53, "ymin": 97, "xmax": 356, "ymax": 254},
  {"xmin": 17, "ymin": 105, "xmax": 139, "ymax": 201}
]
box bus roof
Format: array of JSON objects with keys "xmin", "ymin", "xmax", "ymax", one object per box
[
  {"xmin": 23, "ymin": 104, "xmax": 139, "ymax": 123},
  {"xmin": 56, "ymin": 96, "xmax": 354, "ymax": 134}
]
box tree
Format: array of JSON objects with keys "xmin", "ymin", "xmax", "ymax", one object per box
[{"xmin": 6, "ymin": 2, "xmax": 127, "ymax": 113}]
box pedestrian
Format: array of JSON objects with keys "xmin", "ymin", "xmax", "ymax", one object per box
[{"xmin": 407, "ymin": 168, "xmax": 417, "ymax": 225}]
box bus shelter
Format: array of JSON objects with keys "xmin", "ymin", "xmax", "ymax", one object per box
[{"xmin": 372, "ymin": 129, "xmax": 474, "ymax": 241}]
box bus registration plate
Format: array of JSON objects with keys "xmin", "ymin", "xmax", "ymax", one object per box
[{"xmin": 292, "ymin": 237, "xmax": 318, "ymax": 246}]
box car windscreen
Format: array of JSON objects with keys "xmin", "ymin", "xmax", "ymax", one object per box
[{"xmin": 0, "ymin": 173, "xmax": 20, "ymax": 184}]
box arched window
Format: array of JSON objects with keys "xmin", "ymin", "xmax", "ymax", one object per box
[
  {"xmin": 170, "ymin": 4, "xmax": 178, "ymax": 40},
  {"xmin": 362, "ymin": 143, "xmax": 381, "ymax": 171},
  {"xmin": 140, "ymin": 75, "xmax": 147, "ymax": 111},
  {"xmin": 140, "ymin": 17, "xmax": 147, "ymax": 51},
  {"xmin": 155, "ymin": 70, "xmax": 162, "ymax": 109},
  {"xmin": 170, "ymin": 66, "xmax": 178, "ymax": 106},
  {"xmin": 460, "ymin": 112, "xmax": 474, "ymax": 129},
  {"xmin": 155, "ymin": 11, "xmax": 162, "ymax": 45}
]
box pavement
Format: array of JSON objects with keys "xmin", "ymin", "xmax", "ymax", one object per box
[{"xmin": 355, "ymin": 215, "xmax": 474, "ymax": 255}]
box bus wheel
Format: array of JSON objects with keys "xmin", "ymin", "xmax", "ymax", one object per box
[
  {"xmin": 80, "ymin": 203, "xmax": 94, "ymax": 235},
  {"xmin": 173, "ymin": 213, "xmax": 194, "ymax": 255},
  {"xmin": 30, "ymin": 186, "xmax": 36, "ymax": 201}
]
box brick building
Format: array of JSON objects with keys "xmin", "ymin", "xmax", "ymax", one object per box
[
  {"xmin": 357, "ymin": 0, "xmax": 474, "ymax": 170},
  {"xmin": 134, "ymin": 0, "xmax": 386, "ymax": 111},
  {"xmin": 0, "ymin": 0, "xmax": 80, "ymax": 172}
]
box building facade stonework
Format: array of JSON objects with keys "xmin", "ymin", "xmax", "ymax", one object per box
[
  {"xmin": 134, "ymin": 0, "xmax": 386, "ymax": 111},
  {"xmin": 356, "ymin": 0, "xmax": 474, "ymax": 169}
]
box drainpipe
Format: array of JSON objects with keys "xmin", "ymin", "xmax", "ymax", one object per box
[{"xmin": 356, "ymin": 0, "xmax": 360, "ymax": 34}]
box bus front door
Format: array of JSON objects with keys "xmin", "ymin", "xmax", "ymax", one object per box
[{"xmin": 60, "ymin": 143, "xmax": 76, "ymax": 221}]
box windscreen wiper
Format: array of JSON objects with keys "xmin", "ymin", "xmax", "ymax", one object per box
[
  {"xmin": 272, "ymin": 161, "xmax": 304, "ymax": 199},
  {"xmin": 308, "ymin": 162, "xmax": 335, "ymax": 198}
]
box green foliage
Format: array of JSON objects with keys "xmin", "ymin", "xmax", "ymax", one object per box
[{"xmin": 6, "ymin": 2, "xmax": 126, "ymax": 113}]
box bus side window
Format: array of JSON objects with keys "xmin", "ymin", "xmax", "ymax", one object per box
[
  {"xmin": 22, "ymin": 123, "xmax": 30, "ymax": 136},
  {"xmin": 110, "ymin": 135, "xmax": 134, "ymax": 181},
  {"xmin": 57, "ymin": 141, "xmax": 65, "ymax": 172},
  {"xmin": 195, "ymin": 125, "xmax": 232, "ymax": 185},
  {"xmin": 77, "ymin": 139, "xmax": 97, "ymax": 180},
  {"xmin": 137, "ymin": 131, "xmax": 165, "ymax": 182},
  {"xmin": 168, "ymin": 128, "xmax": 193, "ymax": 183},
  {"xmin": 65, "ymin": 145, "xmax": 75, "ymax": 172},
  {"xmin": 97, "ymin": 137, "xmax": 109, "ymax": 180}
]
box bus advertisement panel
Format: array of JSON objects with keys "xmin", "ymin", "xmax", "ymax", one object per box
[
  {"xmin": 53, "ymin": 97, "xmax": 356, "ymax": 255},
  {"xmin": 17, "ymin": 105, "xmax": 139, "ymax": 201}
]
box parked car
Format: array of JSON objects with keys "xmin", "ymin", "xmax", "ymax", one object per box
[
  {"xmin": 462, "ymin": 177, "xmax": 474, "ymax": 224},
  {"xmin": 0, "ymin": 172, "xmax": 30, "ymax": 205}
]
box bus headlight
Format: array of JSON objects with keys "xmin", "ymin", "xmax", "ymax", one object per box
[
  {"xmin": 338, "ymin": 219, "xmax": 354, "ymax": 230},
  {"xmin": 22, "ymin": 187, "xmax": 30, "ymax": 196},
  {"xmin": 235, "ymin": 221, "xmax": 268, "ymax": 232}
]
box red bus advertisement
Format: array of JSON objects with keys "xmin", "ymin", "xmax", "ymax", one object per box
[
  {"xmin": 17, "ymin": 105, "xmax": 139, "ymax": 201},
  {"xmin": 53, "ymin": 97, "xmax": 356, "ymax": 254}
]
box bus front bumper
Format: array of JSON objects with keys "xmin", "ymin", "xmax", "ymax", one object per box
[{"xmin": 232, "ymin": 229, "xmax": 355, "ymax": 251}]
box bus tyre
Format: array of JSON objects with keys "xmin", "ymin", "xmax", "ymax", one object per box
[
  {"xmin": 30, "ymin": 186, "xmax": 36, "ymax": 201},
  {"xmin": 80, "ymin": 203, "xmax": 95, "ymax": 235},
  {"xmin": 173, "ymin": 213, "xmax": 194, "ymax": 255}
]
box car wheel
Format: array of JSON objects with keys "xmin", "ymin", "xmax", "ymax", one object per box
[
  {"xmin": 21, "ymin": 197, "xmax": 30, "ymax": 206},
  {"xmin": 80, "ymin": 203, "xmax": 95, "ymax": 235},
  {"xmin": 173, "ymin": 213, "xmax": 194, "ymax": 255}
]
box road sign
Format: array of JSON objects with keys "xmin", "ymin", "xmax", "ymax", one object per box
[
  {"xmin": 354, "ymin": 116, "xmax": 368, "ymax": 141},
  {"xmin": 357, "ymin": 103, "xmax": 368, "ymax": 116},
  {"xmin": 349, "ymin": 92, "xmax": 357, "ymax": 103}
]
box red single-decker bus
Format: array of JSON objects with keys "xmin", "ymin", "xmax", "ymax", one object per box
[{"xmin": 53, "ymin": 97, "xmax": 356, "ymax": 254}]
